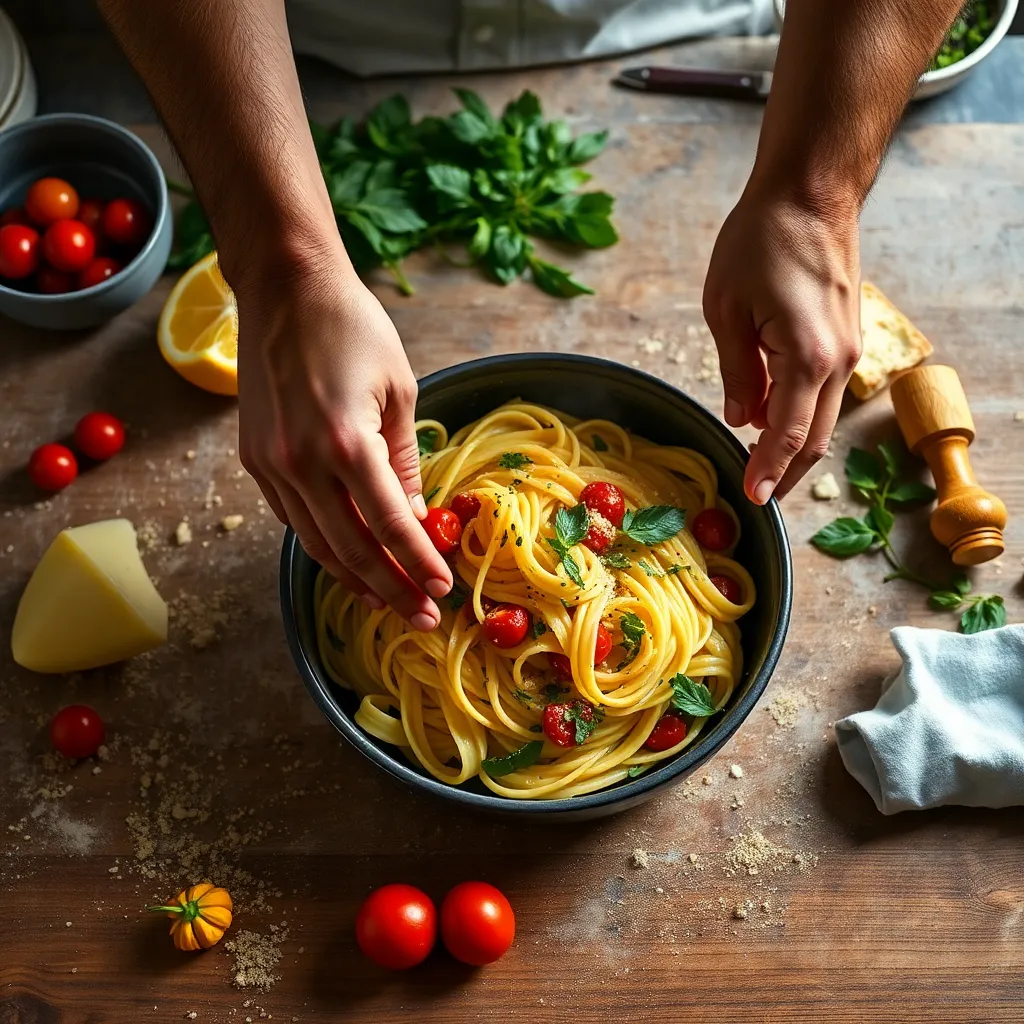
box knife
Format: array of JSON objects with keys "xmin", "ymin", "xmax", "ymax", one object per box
[{"xmin": 615, "ymin": 66, "xmax": 772, "ymax": 100}]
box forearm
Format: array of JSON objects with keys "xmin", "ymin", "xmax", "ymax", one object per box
[
  {"xmin": 752, "ymin": 0, "xmax": 961, "ymax": 211},
  {"xmin": 96, "ymin": 0, "xmax": 344, "ymax": 291}
]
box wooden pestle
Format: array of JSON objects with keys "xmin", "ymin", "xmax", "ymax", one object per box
[{"xmin": 890, "ymin": 365, "xmax": 1006, "ymax": 566}]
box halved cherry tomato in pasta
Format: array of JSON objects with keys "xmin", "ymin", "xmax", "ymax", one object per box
[
  {"xmin": 581, "ymin": 510, "xmax": 616, "ymax": 554},
  {"xmin": 710, "ymin": 574, "xmax": 743, "ymax": 603},
  {"xmin": 644, "ymin": 713, "xmax": 687, "ymax": 751},
  {"xmin": 355, "ymin": 884, "xmax": 436, "ymax": 970},
  {"xmin": 543, "ymin": 700, "xmax": 597, "ymax": 747},
  {"xmin": 547, "ymin": 653, "xmax": 573, "ymax": 682},
  {"xmin": 440, "ymin": 881, "xmax": 515, "ymax": 967},
  {"xmin": 449, "ymin": 492, "xmax": 481, "ymax": 526},
  {"xmin": 594, "ymin": 623, "xmax": 613, "ymax": 664},
  {"xmin": 482, "ymin": 604, "xmax": 530, "ymax": 648},
  {"xmin": 580, "ymin": 481, "xmax": 625, "ymax": 528},
  {"xmin": 691, "ymin": 508, "xmax": 736, "ymax": 551},
  {"xmin": 423, "ymin": 507, "xmax": 462, "ymax": 556}
]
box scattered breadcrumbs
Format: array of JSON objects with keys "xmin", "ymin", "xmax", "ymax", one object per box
[
  {"xmin": 174, "ymin": 522, "xmax": 193, "ymax": 546},
  {"xmin": 729, "ymin": 764, "xmax": 744, "ymax": 779},
  {"xmin": 226, "ymin": 926, "xmax": 288, "ymax": 991},
  {"xmin": 137, "ymin": 520, "xmax": 161, "ymax": 552},
  {"xmin": 220, "ymin": 514, "xmax": 244, "ymax": 532},
  {"xmin": 629, "ymin": 848, "xmax": 649, "ymax": 869},
  {"xmin": 768, "ymin": 689, "xmax": 811, "ymax": 728},
  {"xmin": 724, "ymin": 828, "xmax": 819, "ymax": 878},
  {"xmin": 732, "ymin": 905, "xmax": 748, "ymax": 920},
  {"xmin": 811, "ymin": 472, "xmax": 841, "ymax": 500},
  {"xmin": 169, "ymin": 588, "xmax": 237, "ymax": 650}
]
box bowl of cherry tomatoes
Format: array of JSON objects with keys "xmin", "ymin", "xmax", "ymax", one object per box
[{"xmin": 0, "ymin": 112, "xmax": 171, "ymax": 330}]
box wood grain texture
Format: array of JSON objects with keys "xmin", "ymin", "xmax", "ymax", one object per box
[{"xmin": 1, "ymin": 72, "xmax": 1023, "ymax": 1024}]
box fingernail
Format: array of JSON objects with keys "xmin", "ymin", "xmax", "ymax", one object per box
[
  {"xmin": 362, "ymin": 593, "xmax": 385, "ymax": 610},
  {"xmin": 410, "ymin": 493, "xmax": 428, "ymax": 519},
  {"xmin": 752, "ymin": 479, "xmax": 775, "ymax": 505},
  {"xmin": 411, "ymin": 611, "xmax": 437, "ymax": 632},
  {"xmin": 724, "ymin": 398, "xmax": 745, "ymax": 426},
  {"xmin": 425, "ymin": 577, "xmax": 451, "ymax": 599}
]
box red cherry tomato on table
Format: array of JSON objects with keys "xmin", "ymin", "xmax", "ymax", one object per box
[
  {"xmin": 355, "ymin": 884, "xmax": 436, "ymax": 971},
  {"xmin": 581, "ymin": 509, "xmax": 616, "ymax": 554},
  {"xmin": 36, "ymin": 266, "xmax": 76, "ymax": 294},
  {"xmin": 28, "ymin": 443, "xmax": 78, "ymax": 491},
  {"xmin": 77, "ymin": 198, "xmax": 105, "ymax": 236},
  {"xmin": 449, "ymin": 492, "xmax": 481, "ymax": 526},
  {"xmin": 580, "ymin": 481, "xmax": 625, "ymax": 528},
  {"xmin": 644, "ymin": 713, "xmax": 688, "ymax": 752},
  {"xmin": 25, "ymin": 177, "xmax": 79, "ymax": 226},
  {"xmin": 543, "ymin": 699, "xmax": 596, "ymax": 748},
  {"xmin": 423, "ymin": 506, "xmax": 462, "ymax": 556},
  {"xmin": 74, "ymin": 411, "xmax": 126, "ymax": 461},
  {"xmin": 77, "ymin": 257, "xmax": 122, "ymax": 290},
  {"xmin": 710, "ymin": 574, "xmax": 743, "ymax": 604},
  {"xmin": 691, "ymin": 507, "xmax": 737, "ymax": 552},
  {"xmin": 102, "ymin": 197, "xmax": 151, "ymax": 249},
  {"xmin": 0, "ymin": 224, "xmax": 40, "ymax": 279},
  {"xmin": 440, "ymin": 881, "xmax": 515, "ymax": 967},
  {"xmin": 50, "ymin": 704, "xmax": 105, "ymax": 759},
  {"xmin": 0, "ymin": 206, "xmax": 29, "ymax": 227},
  {"xmin": 42, "ymin": 219, "xmax": 95, "ymax": 273},
  {"xmin": 482, "ymin": 604, "xmax": 530, "ymax": 648}
]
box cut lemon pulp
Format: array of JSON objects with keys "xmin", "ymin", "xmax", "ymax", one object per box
[{"xmin": 158, "ymin": 252, "xmax": 239, "ymax": 396}]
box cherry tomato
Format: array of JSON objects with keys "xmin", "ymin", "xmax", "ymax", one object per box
[
  {"xmin": 710, "ymin": 574, "xmax": 743, "ymax": 604},
  {"xmin": 0, "ymin": 224, "xmax": 40, "ymax": 279},
  {"xmin": 594, "ymin": 622, "xmax": 613, "ymax": 664},
  {"xmin": 644, "ymin": 713, "xmax": 688, "ymax": 752},
  {"xmin": 543, "ymin": 699, "xmax": 596, "ymax": 748},
  {"xmin": 449, "ymin": 492, "xmax": 481, "ymax": 526},
  {"xmin": 580, "ymin": 481, "xmax": 625, "ymax": 528},
  {"xmin": 423, "ymin": 507, "xmax": 462, "ymax": 556},
  {"xmin": 0, "ymin": 206, "xmax": 29, "ymax": 227},
  {"xmin": 77, "ymin": 198, "xmax": 105, "ymax": 237},
  {"xmin": 581, "ymin": 508, "xmax": 616, "ymax": 554},
  {"xmin": 28, "ymin": 443, "xmax": 78, "ymax": 491},
  {"xmin": 74, "ymin": 411, "xmax": 126, "ymax": 460},
  {"xmin": 77, "ymin": 257, "xmax": 122, "ymax": 290},
  {"xmin": 547, "ymin": 653, "xmax": 574, "ymax": 682},
  {"xmin": 482, "ymin": 604, "xmax": 530, "ymax": 648},
  {"xmin": 440, "ymin": 881, "xmax": 515, "ymax": 967},
  {"xmin": 36, "ymin": 266, "xmax": 76, "ymax": 294},
  {"xmin": 25, "ymin": 177, "xmax": 79, "ymax": 226},
  {"xmin": 355, "ymin": 884, "xmax": 436, "ymax": 970},
  {"xmin": 102, "ymin": 197, "xmax": 151, "ymax": 249},
  {"xmin": 691, "ymin": 507, "xmax": 737, "ymax": 552},
  {"xmin": 42, "ymin": 219, "xmax": 95, "ymax": 273},
  {"xmin": 50, "ymin": 705, "xmax": 105, "ymax": 759}
]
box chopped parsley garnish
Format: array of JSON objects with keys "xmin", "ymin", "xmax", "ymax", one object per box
[
  {"xmin": 620, "ymin": 505, "xmax": 686, "ymax": 545},
  {"xmin": 531, "ymin": 620, "xmax": 548, "ymax": 638},
  {"xmin": 512, "ymin": 688, "xmax": 534, "ymax": 706},
  {"xmin": 424, "ymin": 486, "xmax": 440, "ymax": 503},
  {"xmin": 638, "ymin": 559, "xmax": 664, "ymax": 578},
  {"xmin": 417, "ymin": 427, "xmax": 439, "ymax": 455},
  {"xmin": 601, "ymin": 551, "xmax": 631, "ymax": 570},
  {"xmin": 447, "ymin": 583, "xmax": 468, "ymax": 612},
  {"xmin": 627, "ymin": 765, "xmax": 648, "ymax": 778},
  {"xmin": 529, "ymin": 724, "xmax": 543, "ymax": 733},
  {"xmin": 498, "ymin": 452, "xmax": 533, "ymax": 470},
  {"xmin": 482, "ymin": 740, "xmax": 544, "ymax": 777},
  {"xmin": 542, "ymin": 683, "xmax": 570, "ymax": 704},
  {"xmin": 592, "ymin": 434, "xmax": 609, "ymax": 452},
  {"xmin": 564, "ymin": 702, "xmax": 600, "ymax": 745}
]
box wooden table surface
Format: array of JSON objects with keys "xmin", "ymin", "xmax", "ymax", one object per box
[{"xmin": 2, "ymin": 48, "xmax": 1023, "ymax": 1024}]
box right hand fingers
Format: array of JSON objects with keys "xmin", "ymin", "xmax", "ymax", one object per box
[{"xmin": 703, "ymin": 296, "xmax": 769, "ymax": 429}]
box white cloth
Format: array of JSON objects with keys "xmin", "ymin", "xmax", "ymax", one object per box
[
  {"xmin": 285, "ymin": 0, "xmax": 774, "ymax": 76},
  {"xmin": 835, "ymin": 625, "xmax": 1024, "ymax": 815}
]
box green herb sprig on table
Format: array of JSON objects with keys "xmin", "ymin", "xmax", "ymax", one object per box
[
  {"xmin": 167, "ymin": 89, "xmax": 617, "ymax": 297},
  {"xmin": 811, "ymin": 443, "xmax": 1006, "ymax": 634}
]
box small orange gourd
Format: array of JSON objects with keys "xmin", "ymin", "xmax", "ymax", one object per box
[{"xmin": 148, "ymin": 882, "xmax": 233, "ymax": 951}]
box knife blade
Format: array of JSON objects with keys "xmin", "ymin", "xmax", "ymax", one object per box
[{"xmin": 615, "ymin": 66, "xmax": 772, "ymax": 100}]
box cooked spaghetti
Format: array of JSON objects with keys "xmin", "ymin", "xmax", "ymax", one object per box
[{"xmin": 315, "ymin": 402, "xmax": 755, "ymax": 800}]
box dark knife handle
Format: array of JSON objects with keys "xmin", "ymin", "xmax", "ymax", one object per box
[{"xmin": 626, "ymin": 67, "xmax": 765, "ymax": 99}]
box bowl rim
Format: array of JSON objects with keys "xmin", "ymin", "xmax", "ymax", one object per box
[
  {"xmin": 0, "ymin": 112, "xmax": 169, "ymax": 303},
  {"xmin": 280, "ymin": 352, "xmax": 794, "ymax": 814}
]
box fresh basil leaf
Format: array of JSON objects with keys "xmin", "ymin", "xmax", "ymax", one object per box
[
  {"xmin": 561, "ymin": 551, "xmax": 584, "ymax": 588},
  {"xmin": 426, "ymin": 163, "xmax": 473, "ymax": 201},
  {"xmin": 866, "ymin": 505, "xmax": 895, "ymax": 537},
  {"xmin": 811, "ymin": 517, "xmax": 877, "ymax": 557},
  {"xmin": 877, "ymin": 441, "xmax": 901, "ymax": 479},
  {"xmin": 358, "ymin": 189, "xmax": 428, "ymax": 233},
  {"xmin": 564, "ymin": 210, "xmax": 618, "ymax": 248},
  {"xmin": 531, "ymin": 620, "xmax": 548, "ymax": 638},
  {"xmin": 366, "ymin": 94, "xmax": 412, "ymax": 152},
  {"xmin": 620, "ymin": 505, "xmax": 686, "ymax": 545},
  {"xmin": 627, "ymin": 765, "xmax": 648, "ymax": 779},
  {"xmin": 417, "ymin": 427, "xmax": 439, "ymax": 455},
  {"xmin": 563, "ymin": 702, "xmax": 599, "ymax": 745},
  {"xmin": 555, "ymin": 504, "xmax": 590, "ymax": 548},
  {"xmin": 845, "ymin": 448, "xmax": 883, "ymax": 490},
  {"xmin": 482, "ymin": 740, "xmax": 544, "ymax": 777},
  {"xmin": 452, "ymin": 88, "xmax": 498, "ymax": 129},
  {"xmin": 888, "ymin": 481, "xmax": 937, "ymax": 504},
  {"xmin": 529, "ymin": 258, "xmax": 594, "ymax": 298},
  {"xmin": 592, "ymin": 434, "xmax": 609, "ymax": 452},
  {"xmin": 568, "ymin": 130, "xmax": 609, "ymax": 164},
  {"xmin": 328, "ymin": 160, "xmax": 372, "ymax": 209},
  {"xmin": 498, "ymin": 452, "xmax": 532, "ymax": 470},
  {"xmin": 601, "ymin": 552, "xmax": 631, "ymax": 570},
  {"xmin": 620, "ymin": 612, "xmax": 646, "ymax": 651},
  {"xmin": 447, "ymin": 584, "xmax": 467, "ymax": 612},
  {"xmin": 928, "ymin": 590, "xmax": 963, "ymax": 610},
  {"xmin": 952, "ymin": 573, "xmax": 972, "ymax": 596},
  {"xmin": 502, "ymin": 91, "xmax": 542, "ymax": 131},
  {"xmin": 542, "ymin": 120, "xmax": 572, "ymax": 163},
  {"xmin": 961, "ymin": 596, "xmax": 1006, "ymax": 634},
  {"xmin": 472, "ymin": 169, "xmax": 504, "ymax": 200},
  {"xmin": 545, "ymin": 167, "xmax": 592, "ymax": 194},
  {"xmin": 424, "ymin": 486, "xmax": 440, "ymax": 504},
  {"xmin": 468, "ymin": 217, "xmax": 493, "ymax": 260},
  {"xmin": 491, "ymin": 225, "xmax": 525, "ymax": 270},
  {"xmin": 343, "ymin": 209, "xmax": 386, "ymax": 253},
  {"xmin": 365, "ymin": 160, "xmax": 398, "ymax": 192},
  {"xmin": 448, "ymin": 110, "xmax": 494, "ymax": 145},
  {"xmin": 669, "ymin": 675, "xmax": 719, "ymax": 717}
]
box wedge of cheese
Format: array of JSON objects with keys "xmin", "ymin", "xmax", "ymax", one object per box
[
  {"xmin": 850, "ymin": 282, "xmax": 933, "ymax": 400},
  {"xmin": 12, "ymin": 519, "xmax": 168, "ymax": 673}
]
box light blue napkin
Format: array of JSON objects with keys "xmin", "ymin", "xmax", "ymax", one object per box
[{"xmin": 835, "ymin": 624, "xmax": 1024, "ymax": 814}]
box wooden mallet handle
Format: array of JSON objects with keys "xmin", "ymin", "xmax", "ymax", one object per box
[{"xmin": 890, "ymin": 365, "xmax": 1006, "ymax": 566}]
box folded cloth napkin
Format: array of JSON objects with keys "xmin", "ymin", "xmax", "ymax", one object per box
[{"xmin": 835, "ymin": 624, "xmax": 1024, "ymax": 814}]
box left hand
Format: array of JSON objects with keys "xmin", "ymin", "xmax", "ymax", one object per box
[{"xmin": 702, "ymin": 185, "xmax": 862, "ymax": 503}]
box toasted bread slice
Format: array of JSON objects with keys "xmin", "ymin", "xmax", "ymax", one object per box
[{"xmin": 851, "ymin": 282, "xmax": 933, "ymax": 400}]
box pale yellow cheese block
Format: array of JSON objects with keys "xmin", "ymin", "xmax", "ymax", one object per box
[
  {"xmin": 12, "ymin": 519, "xmax": 168, "ymax": 673},
  {"xmin": 850, "ymin": 282, "xmax": 934, "ymax": 400}
]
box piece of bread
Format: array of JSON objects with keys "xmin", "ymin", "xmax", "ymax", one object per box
[{"xmin": 850, "ymin": 282, "xmax": 933, "ymax": 400}]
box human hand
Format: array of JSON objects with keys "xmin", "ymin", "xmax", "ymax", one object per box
[
  {"xmin": 702, "ymin": 186, "xmax": 862, "ymax": 503},
  {"xmin": 234, "ymin": 253, "xmax": 453, "ymax": 630}
]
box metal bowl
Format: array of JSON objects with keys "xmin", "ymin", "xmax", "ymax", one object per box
[
  {"xmin": 0, "ymin": 113, "xmax": 171, "ymax": 330},
  {"xmin": 772, "ymin": 0, "xmax": 1018, "ymax": 100},
  {"xmin": 281, "ymin": 353, "xmax": 793, "ymax": 820}
]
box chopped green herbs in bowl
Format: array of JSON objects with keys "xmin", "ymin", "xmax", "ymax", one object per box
[{"xmin": 929, "ymin": 2, "xmax": 997, "ymax": 70}]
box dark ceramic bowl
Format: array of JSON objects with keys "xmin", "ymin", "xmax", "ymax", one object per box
[{"xmin": 281, "ymin": 353, "xmax": 792, "ymax": 820}]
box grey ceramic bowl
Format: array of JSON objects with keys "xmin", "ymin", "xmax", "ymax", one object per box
[
  {"xmin": 0, "ymin": 113, "xmax": 171, "ymax": 330},
  {"xmin": 281, "ymin": 354, "xmax": 793, "ymax": 820}
]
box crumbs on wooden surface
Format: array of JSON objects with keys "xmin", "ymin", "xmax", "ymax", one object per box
[
  {"xmin": 169, "ymin": 588, "xmax": 237, "ymax": 650},
  {"xmin": 768, "ymin": 688, "xmax": 816, "ymax": 728},
  {"xmin": 226, "ymin": 926, "xmax": 288, "ymax": 991},
  {"xmin": 174, "ymin": 521, "xmax": 193, "ymax": 546},
  {"xmin": 220, "ymin": 514, "xmax": 244, "ymax": 533},
  {"xmin": 629, "ymin": 848, "xmax": 649, "ymax": 869},
  {"xmin": 811, "ymin": 472, "xmax": 841, "ymax": 500}
]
